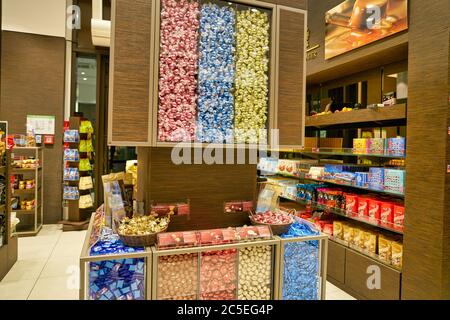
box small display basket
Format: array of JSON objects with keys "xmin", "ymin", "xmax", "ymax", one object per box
[
  {"xmin": 114, "ymin": 218, "xmax": 169, "ymax": 247},
  {"xmin": 249, "ymin": 210, "xmax": 294, "ymax": 236},
  {"xmin": 117, "ymin": 226, "xmax": 169, "ymax": 247}
]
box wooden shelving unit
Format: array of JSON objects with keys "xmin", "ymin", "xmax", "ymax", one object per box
[
  {"xmin": 305, "ymin": 104, "xmax": 406, "ymax": 128},
  {"xmin": 278, "ymin": 195, "xmax": 404, "ymax": 235},
  {"xmin": 1, "ymin": 149, "xmax": 18, "ymax": 281},
  {"xmin": 10, "ymin": 147, "xmax": 44, "ymax": 237}
]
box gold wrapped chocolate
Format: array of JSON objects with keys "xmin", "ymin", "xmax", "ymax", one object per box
[
  {"xmin": 234, "ymin": 9, "xmax": 270, "ymax": 144},
  {"xmin": 118, "ymin": 215, "xmax": 170, "ymax": 235}
]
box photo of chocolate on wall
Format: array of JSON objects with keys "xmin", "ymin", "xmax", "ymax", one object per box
[{"xmin": 325, "ymin": 0, "xmax": 408, "ymax": 59}]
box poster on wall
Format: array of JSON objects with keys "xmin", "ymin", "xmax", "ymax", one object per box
[
  {"xmin": 325, "ymin": 0, "xmax": 408, "ymax": 60},
  {"xmin": 26, "ymin": 115, "xmax": 55, "ymax": 135}
]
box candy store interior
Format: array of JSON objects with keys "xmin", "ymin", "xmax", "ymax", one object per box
[{"xmin": 0, "ymin": 0, "xmax": 450, "ymax": 302}]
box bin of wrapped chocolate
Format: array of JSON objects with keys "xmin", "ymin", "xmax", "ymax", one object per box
[
  {"xmin": 279, "ymin": 220, "xmax": 321, "ymax": 300},
  {"xmin": 200, "ymin": 249, "xmax": 237, "ymax": 300},
  {"xmin": 249, "ymin": 209, "xmax": 294, "ymax": 235},
  {"xmin": 235, "ymin": 225, "xmax": 273, "ymax": 242},
  {"xmin": 89, "ymin": 239, "xmax": 146, "ymax": 300},
  {"xmin": 199, "ymin": 228, "xmax": 239, "ymax": 246},
  {"xmin": 116, "ymin": 215, "xmax": 170, "ymax": 247},
  {"xmin": 157, "ymin": 231, "xmax": 200, "ymax": 250}
]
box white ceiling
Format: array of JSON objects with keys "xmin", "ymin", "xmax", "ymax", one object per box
[{"xmin": 2, "ymin": 0, "xmax": 66, "ymax": 37}]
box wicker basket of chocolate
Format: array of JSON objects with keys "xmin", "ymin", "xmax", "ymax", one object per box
[
  {"xmin": 249, "ymin": 210, "xmax": 294, "ymax": 236},
  {"xmin": 116, "ymin": 214, "xmax": 170, "ymax": 247}
]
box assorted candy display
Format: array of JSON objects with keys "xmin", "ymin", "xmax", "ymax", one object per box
[
  {"xmin": 234, "ymin": 8, "xmax": 270, "ymax": 143},
  {"xmin": 89, "ymin": 239, "xmax": 146, "ymax": 300},
  {"xmin": 197, "ymin": 3, "xmax": 235, "ymax": 143},
  {"xmin": 200, "ymin": 249, "xmax": 237, "ymax": 300},
  {"xmin": 12, "ymin": 158, "xmax": 39, "ymax": 169},
  {"xmin": 13, "ymin": 178, "xmax": 35, "ymax": 190},
  {"xmin": 238, "ymin": 245, "xmax": 272, "ymax": 300},
  {"xmin": 280, "ymin": 221, "xmax": 320, "ymax": 300},
  {"xmin": 157, "ymin": 0, "xmax": 271, "ymax": 143},
  {"xmin": 332, "ymin": 220, "xmax": 403, "ymax": 268},
  {"xmin": 86, "ymin": 212, "xmax": 327, "ymax": 301},
  {"xmin": 158, "ymin": 0, "xmax": 199, "ymax": 142},
  {"xmin": 118, "ymin": 215, "xmax": 170, "ymax": 236},
  {"xmin": 157, "ymin": 253, "xmax": 198, "ymax": 300},
  {"xmin": 18, "ymin": 199, "xmax": 35, "ymax": 211},
  {"xmin": 353, "ymin": 137, "xmax": 406, "ymax": 156},
  {"xmin": 252, "ymin": 210, "xmax": 293, "ymax": 224},
  {"xmin": 295, "ymin": 182, "xmax": 405, "ymax": 231},
  {"xmin": 259, "ymin": 157, "xmax": 406, "ymax": 195}
]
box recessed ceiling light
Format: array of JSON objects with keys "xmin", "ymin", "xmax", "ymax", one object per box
[
  {"xmin": 83, "ymin": 78, "xmax": 88, "ymax": 81},
  {"xmin": 81, "ymin": 72, "xmax": 85, "ymax": 75}
]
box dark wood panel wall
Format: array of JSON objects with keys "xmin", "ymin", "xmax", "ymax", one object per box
[
  {"xmin": 277, "ymin": 7, "xmax": 306, "ymax": 147},
  {"xmin": 403, "ymin": 0, "xmax": 450, "ymax": 299},
  {"xmin": 262, "ymin": 0, "xmax": 307, "ymax": 9},
  {"xmin": 108, "ymin": 0, "xmax": 153, "ymax": 145},
  {"xmin": 139, "ymin": 147, "xmax": 257, "ymax": 231},
  {"xmin": 0, "ymin": 31, "xmax": 65, "ymax": 224}
]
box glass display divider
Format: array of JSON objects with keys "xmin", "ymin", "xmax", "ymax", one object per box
[{"xmin": 197, "ymin": 251, "xmax": 201, "ymax": 300}]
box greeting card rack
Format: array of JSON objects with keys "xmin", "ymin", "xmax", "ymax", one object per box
[{"xmin": 61, "ymin": 115, "xmax": 95, "ymax": 231}]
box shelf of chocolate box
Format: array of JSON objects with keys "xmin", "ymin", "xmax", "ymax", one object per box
[
  {"xmin": 87, "ymin": 230, "xmax": 148, "ymax": 300},
  {"xmin": 276, "ymin": 180, "xmax": 404, "ymax": 233},
  {"xmin": 263, "ymin": 137, "xmax": 405, "ymax": 160},
  {"xmin": 278, "ymin": 200, "xmax": 403, "ymax": 270},
  {"xmin": 261, "ymin": 159, "xmax": 405, "ymax": 197},
  {"xmin": 276, "ymin": 188, "xmax": 403, "ymax": 270},
  {"xmin": 11, "ymin": 162, "xmax": 41, "ymax": 212}
]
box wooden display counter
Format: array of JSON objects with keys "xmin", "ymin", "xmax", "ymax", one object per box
[{"xmin": 79, "ymin": 213, "xmax": 328, "ymax": 300}]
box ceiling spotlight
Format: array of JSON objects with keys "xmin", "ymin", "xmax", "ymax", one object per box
[{"xmin": 83, "ymin": 78, "xmax": 88, "ymax": 81}]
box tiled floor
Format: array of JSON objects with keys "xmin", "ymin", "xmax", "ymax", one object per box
[{"xmin": 0, "ymin": 224, "xmax": 356, "ymax": 300}]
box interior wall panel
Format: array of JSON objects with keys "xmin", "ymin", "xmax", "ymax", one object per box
[
  {"xmin": 142, "ymin": 147, "xmax": 257, "ymax": 231},
  {"xmin": 403, "ymin": 0, "xmax": 450, "ymax": 299},
  {"xmin": 276, "ymin": 7, "xmax": 306, "ymax": 147},
  {"xmin": 0, "ymin": 31, "xmax": 65, "ymax": 224}
]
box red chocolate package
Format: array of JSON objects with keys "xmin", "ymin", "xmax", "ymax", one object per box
[
  {"xmin": 393, "ymin": 205, "xmax": 405, "ymax": 227},
  {"xmin": 323, "ymin": 223, "xmax": 333, "ymax": 235},
  {"xmin": 380, "ymin": 202, "xmax": 394, "ymax": 224},
  {"xmin": 357, "ymin": 197, "xmax": 369, "ymax": 217},
  {"xmin": 345, "ymin": 194, "xmax": 359, "ymax": 215},
  {"xmin": 368, "ymin": 199, "xmax": 382, "ymax": 221}
]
